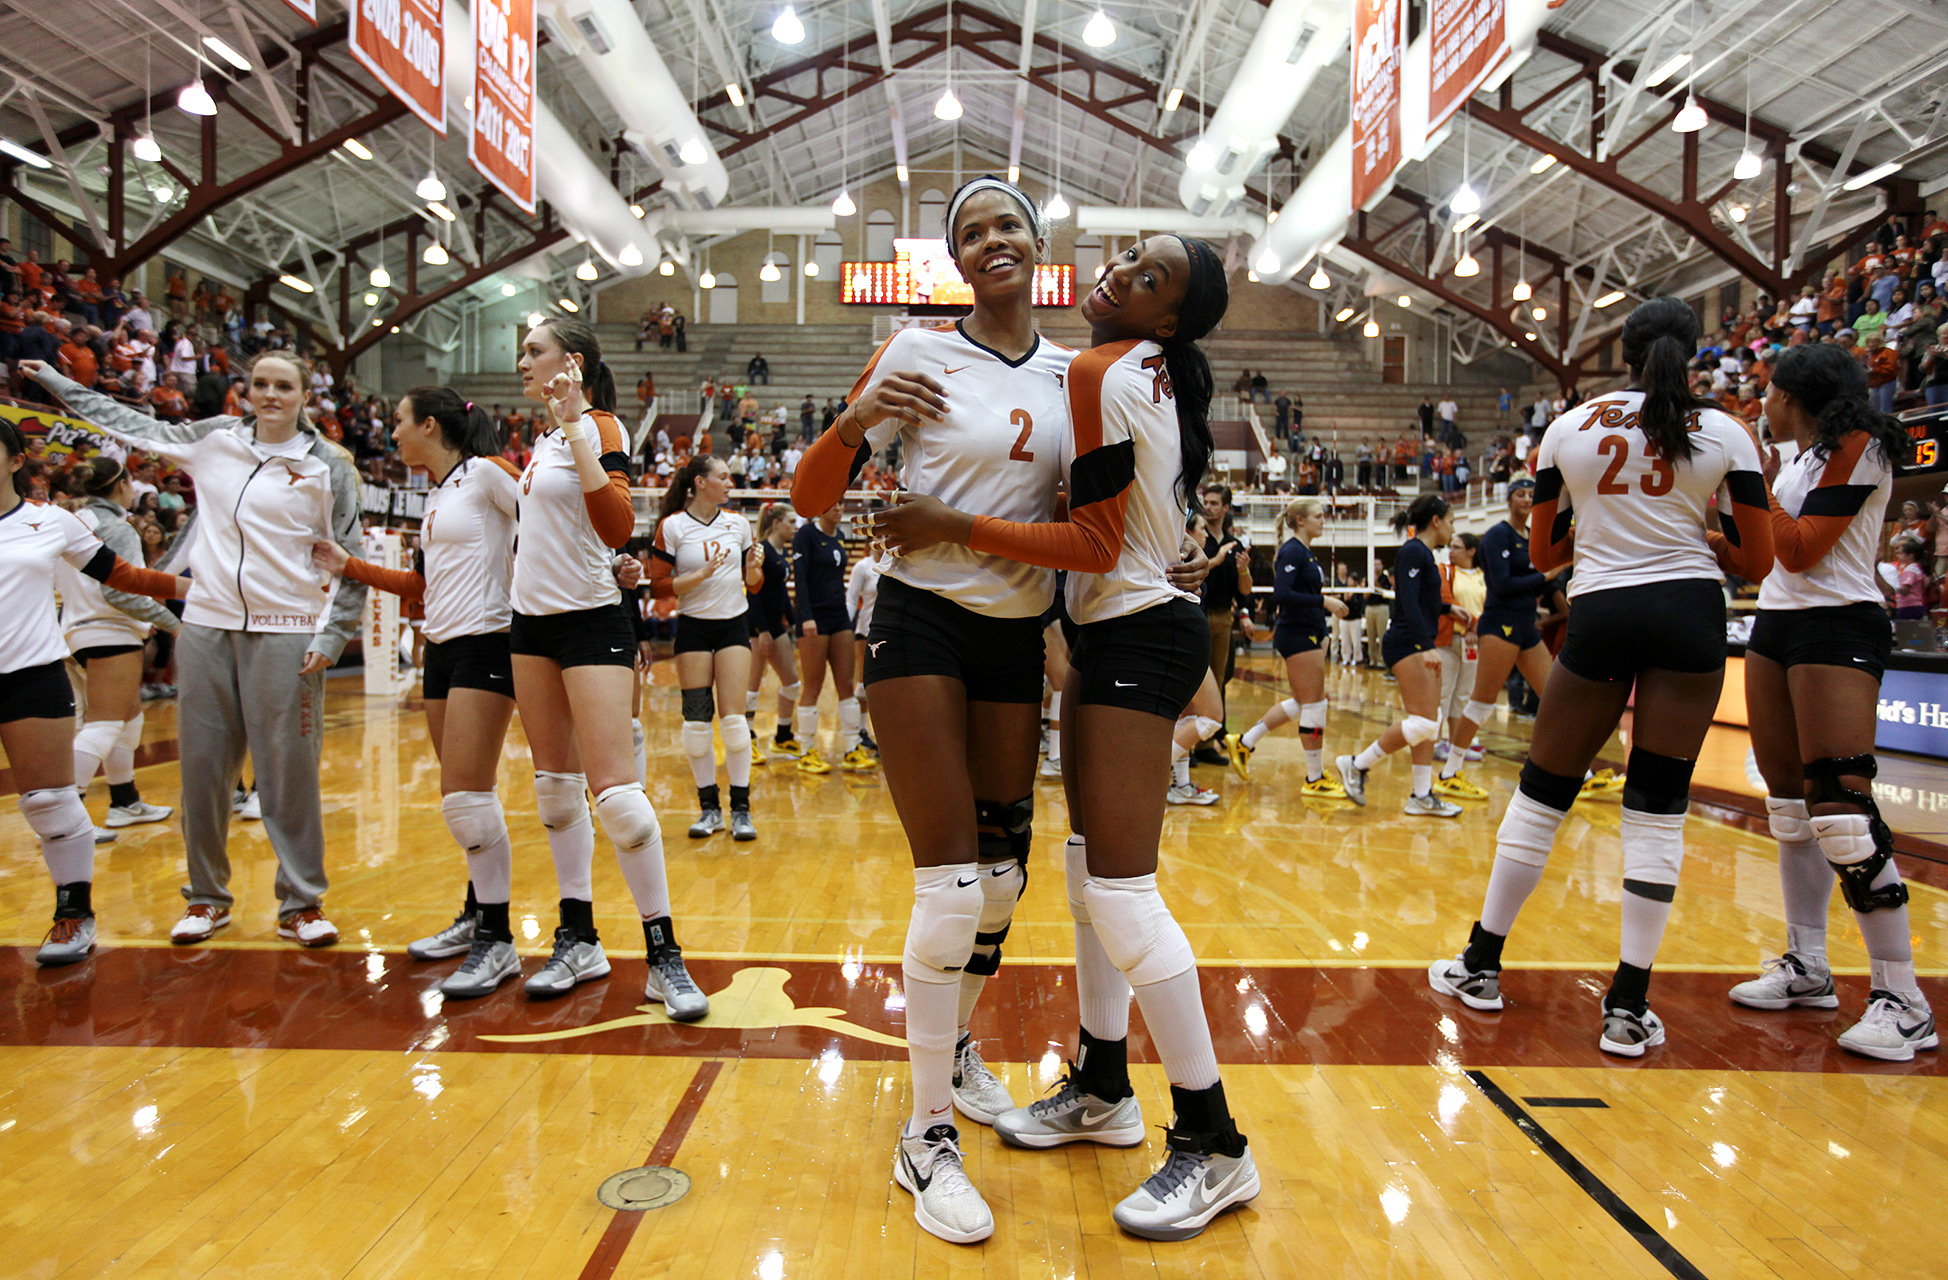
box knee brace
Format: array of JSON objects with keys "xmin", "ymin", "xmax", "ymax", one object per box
[
  {"xmin": 965, "ymin": 859, "xmax": 1026, "ymax": 976},
  {"xmin": 1064, "ymin": 836, "xmax": 1091, "ymax": 924},
  {"xmin": 1803, "ymin": 755, "xmax": 1906, "ymax": 912},
  {"xmin": 21, "ymin": 786, "xmax": 92, "ymax": 843},
  {"xmin": 1191, "ymin": 716, "xmax": 1222, "ymax": 741},
  {"xmin": 1622, "ymin": 748, "xmax": 1694, "ymax": 816},
  {"xmin": 1084, "ymin": 874, "xmax": 1197, "ymax": 986},
  {"xmin": 1765, "ymin": 796, "xmax": 1813, "ymax": 844},
  {"xmin": 975, "ymin": 795, "xmax": 1034, "ymax": 866},
  {"xmin": 533, "ymin": 771, "xmax": 591, "ymax": 830},
  {"xmin": 1401, "ymin": 714, "xmax": 1440, "ymax": 746},
  {"xmin": 720, "ymin": 714, "xmax": 752, "ymax": 753},
  {"xmin": 594, "ymin": 783, "xmax": 660, "ymax": 853},
  {"xmin": 72, "ymin": 718, "xmax": 124, "ymax": 773},
  {"xmin": 779, "ymin": 680, "xmax": 801, "ymax": 703},
  {"xmin": 1621, "ymin": 809, "xmax": 1686, "ymax": 898},
  {"xmin": 903, "ymin": 867, "xmax": 985, "ymax": 977},
  {"xmin": 680, "ymin": 686, "xmax": 715, "ymax": 722},
  {"xmin": 441, "ymin": 790, "xmax": 506, "ymax": 853},
  {"xmin": 1518, "ymin": 759, "xmax": 1583, "ymax": 813},
  {"xmin": 1299, "ymin": 700, "xmax": 1329, "ymax": 732},
  {"xmin": 1495, "ymin": 787, "xmax": 1566, "ymax": 869},
  {"xmin": 1463, "ymin": 698, "xmax": 1498, "ymax": 727}
]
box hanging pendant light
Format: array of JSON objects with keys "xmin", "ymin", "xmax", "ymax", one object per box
[
  {"xmin": 1454, "ymin": 248, "xmax": 1480, "ymax": 278},
  {"xmin": 177, "ymin": 78, "xmax": 216, "ymax": 116},
  {"xmin": 1448, "ymin": 183, "xmax": 1481, "ymax": 215},
  {"xmin": 1046, "ymin": 192, "xmax": 1070, "ymax": 220},
  {"xmin": 832, "ymin": 189, "xmax": 856, "ymax": 216},
  {"xmin": 370, "ymin": 263, "xmax": 391, "ymax": 289},
  {"xmin": 771, "ymin": 6, "xmax": 805, "ymax": 44},
  {"xmin": 1363, "ymin": 317, "xmax": 1380, "ymax": 337},
  {"xmin": 576, "ymin": 256, "xmax": 599, "ymax": 281},
  {"xmin": 422, "ymin": 241, "xmax": 449, "ymax": 265},
  {"xmin": 934, "ymin": 88, "xmax": 963, "ymax": 121},
  {"xmin": 759, "ymin": 258, "xmax": 782, "ymax": 282},
  {"xmin": 416, "ymin": 169, "xmax": 446, "ymax": 201},
  {"xmin": 619, "ymin": 244, "xmax": 644, "ymax": 267},
  {"xmin": 659, "ymin": 260, "xmax": 675, "ymax": 277},
  {"xmin": 1671, "ymin": 95, "xmax": 1708, "ymax": 133},
  {"xmin": 1083, "ymin": 10, "xmax": 1116, "ymax": 47},
  {"xmin": 803, "ymin": 260, "xmax": 819, "ymax": 277},
  {"xmin": 1308, "ymin": 261, "xmax": 1330, "ymax": 290},
  {"xmin": 1512, "ymin": 278, "xmax": 1532, "ymax": 301}
]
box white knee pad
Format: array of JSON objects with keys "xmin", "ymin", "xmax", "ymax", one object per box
[
  {"xmin": 795, "ymin": 706, "xmax": 818, "ymax": 738},
  {"xmin": 1402, "ymin": 715, "xmax": 1440, "ymax": 746},
  {"xmin": 1300, "ymin": 700, "xmax": 1329, "ymax": 732},
  {"xmin": 72, "ymin": 718, "xmax": 124, "ymax": 772},
  {"xmin": 594, "ymin": 783, "xmax": 660, "ymax": 853},
  {"xmin": 1463, "ymin": 698, "xmax": 1498, "ymax": 726},
  {"xmin": 1765, "ymin": 796, "xmax": 1814, "ymax": 844},
  {"xmin": 1621, "ymin": 809, "xmax": 1687, "ymax": 887},
  {"xmin": 1494, "ymin": 788, "xmax": 1566, "ymax": 869},
  {"xmin": 441, "ymin": 790, "xmax": 506, "ymax": 853},
  {"xmin": 1810, "ymin": 812, "xmax": 1877, "ymax": 866},
  {"xmin": 838, "ymin": 697, "xmax": 861, "ymax": 732},
  {"xmin": 680, "ymin": 719, "xmax": 715, "ymax": 759},
  {"xmin": 1085, "ymin": 874, "xmax": 1197, "ymax": 986},
  {"xmin": 779, "ymin": 681, "xmax": 802, "ymax": 703},
  {"xmin": 533, "ymin": 771, "xmax": 590, "ymax": 831},
  {"xmin": 1192, "ymin": 716, "xmax": 1222, "ymax": 740},
  {"xmin": 1064, "ymin": 836, "xmax": 1091, "ymax": 924},
  {"xmin": 21, "ymin": 786, "xmax": 92, "ymax": 843},
  {"xmin": 1273, "ymin": 697, "xmax": 1300, "ymax": 722},
  {"xmin": 903, "ymin": 866, "xmax": 985, "ymax": 977},
  {"xmin": 720, "ymin": 714, "xmax": 752, "ymax": 753},
  {"xmin": 115, "ymin": 713, "xmax": 145, "ymax": 752}
]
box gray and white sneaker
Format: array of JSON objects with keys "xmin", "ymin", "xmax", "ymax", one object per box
[
  {"xmin": 239, "ymin": 790, "xmax": 262, "ymax": 821},
  {"xmin": 524, "ymin": 928, "xmax": 611, "ymax": 998},
  {"xmin": 892, "ymin": 1122, "xmax": 994, "ymax": 1244},
  {"xmin": 729, "ymin": 809, "xmax": 758, "ymax": 842},
  {"xmin": 688, "ymin": 808, "xmax": 724, "ymax": 838},
  {"xmin": 1404, "ymin": 791, "xmax": 1463, "ymax": 818},
  {"xmin": 1729, "ymin": 952, "xmax": 1839, "ymax": 1010},
  {"xmin": 950, "ymin": 1036, "xmax": 1017, "ymax": 1124},
  {"xmin": 92, "ymin": 825, "xmax": 117, "ymax": 845},
  {"xmin": 1838, "ymin": 990, "xmax": 1939, "ymax": 1062},
  {"xmin": 36, "ymin": 915, "xmax": 97, "ymax": 967},
  {"xmin": 1165, "ymin": 781, "xmax": 1219, "ymax": 806},
  {"xmin": 440, "ymin": 936, "xmax": 521, "ymax": 999},
  {"xmin": 1599, "ymin": 1005, "xmax": 1666, "ymax": 1057},
  {"xmin": 1113, "ymin": 1139, "xmax": 1261, "ymax": 1241},
  {"xmin": 1427, "ymin": 955, "xmax": 1504, "ymax": 1011},
  {"xmin": 646, "ymin": 946, "xmax": 710, "ymax": 1021},
  {"xmin": 1335, "ymin": 754, "xmax": 1367, "ymax": 806},
  {"xmin": 408, "ymin": 912, "xmax": 476, "ymax": 961},
  {"xmin": 105, "ymin": 800, "xmax": 172, "ymax": 828},
  {"xmin": 994, "ymin": 1071, "xmax": 1144, "ymax": 1148}
]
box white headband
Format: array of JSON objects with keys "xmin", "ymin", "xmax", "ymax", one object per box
[{"xmin": 944, "ymin": 177, "xmax": 1048, "ymax": 244}]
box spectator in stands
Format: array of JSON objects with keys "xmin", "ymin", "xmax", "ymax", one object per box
[
  {"xmin": 1273, "ymin": 390, "xmax": 1292, "ymax": 440},
  {"xmin": 1886, "ymin": 288, "xmax": 1914, "ymax": 347},
  {"xmin": 819, "ymin": 398, "xmax": 838, "ymax": 437},
  {"xmin": 17, "ymin": 250, "xmax": 43, "ymax": 298},
  {"xmin": 1855, "ymin": 298, "xmax": 1887, "ymax": 347},
  {"xmin": 192, "ymin": 364, "xmax": 229, "ymax": 418},
  {"xmin": 637, "ymin": 311, "xmax": 655, "ymax": 352},
  {"xmin": 673, "ymin": 311, "xmax": 687, "ymax": 353},
  {"xmin": 13, "ymin": 310, "xmax": 58, "ymax": 399},
  {"xmin": 150, "ymin": 377, "xmax": 187, "ymax": 420},
  {"xmin": 1868, "ymin": 337, "xmax": 1901, "ymax": 414},
  {"xmin": 1436, "ymin": 392, "xmax": 1459, "ymax": 437},
  {"xmin": 1233, "ymin": 369, "xmax": 1252, "ymax": 405},
  {"xmin": 748, "ymin": 352, "xmax": 770, "ymax": 385},
  {"xmin": 0, "ymin": 238, "xmax": 15, "ymax": 294},
  {"xmin": 1924, "ymin": 323, "xmax": 1948, "ymax": 407},
  {"xmin": 1289, "ymin": 391, "xmax": 1305, "ymax": 442},
  {"xmin": 54, "ymin": 320, "xmax": 97, "ymax": 388},
  {"xmin": 1322, "ymin": 447, "xmax": 1343, "ymax": 493},
  {"xmin": 1250, "ymin": 369, "xmax": 1269, "ymax": 403},
  {"xmin": 659, "ymin": 304, "xmax": 675, "ymax": 349},
  {"xmin": 637, "ymin": 369, "xmax": 656, "ymax": 419}
]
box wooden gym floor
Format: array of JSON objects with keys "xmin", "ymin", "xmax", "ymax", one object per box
[{"xmin": 2, "ymin": 653, "xmax": 1944, "ymax": 1279}]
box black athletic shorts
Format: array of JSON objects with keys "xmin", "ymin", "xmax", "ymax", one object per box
[
  {"xmin": 1558, "ymin": 579, "xmax": 1725, "ymax": 683},
  {"xmin": 510, "ymin": 604, "xmax": 636, "ymax": 669},
  {"xmin": 746, "ymin": 596, "xmax": 790, "ymax": 640},
  {"xmin": 1746, "ymin": 602, "xmax": 1892, "ymax": 681},
  {"xmin": 864, "ymin": 575, "xmax": 1045, "ymax": 703},
  {"xmin": 422, "ymin": 631, "xmax": 514, "ymax": 700},
  {"xmin": 808, "ymin": 608, "xmax": 853, "ymax": 638},
  {"xmin": 0, "ymin": 659, "xmax": 76, "ymax": 724},
  {"xmin": 675, "ymin": 613, "xmax": 752, "ymax": 654},
  {"xmin": 1273, "ymin": 620, "xmax": 1328, "ymax": 657},
  {"xmin": 1381, "ymin": 629, "xmax": 1433, "ymax": 670},
  {"xmin": 72, "ymin": 643, "xmax": 145, "ymax": 664},
  {"xmin": 1073, "ymin": 598, "xmax": 1209, "ymax": 719},
  {"xmin": 1476, "ymin": 607, "xmax": 1543, "ymax": 651}
]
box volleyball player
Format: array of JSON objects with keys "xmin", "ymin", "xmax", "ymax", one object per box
[
  {"xmin": 651, "ymin": 455, "xmax": 765, "ymax": 840},
  {"xmin": 1, "ymin": 417, "xmax": 189, "ymax": 965},
  {"xmin": 1730, "ymin": 343, "xmax": 1934, "ymax": 1059},
  {"xmin": 793, "ymin": 176, "xmax": 1073, "ymax": 1244},
  {"xmin": 509, "ymin": 320, "xmax": 706, "ymax": 1018},
  {"xmin": 1434, "ymin": 532, "xmax": 1483, "ymax": 770},
  {"xmin": 1336, "ymin": 495, "xmax": 1473, "ymax": 816},
  {"xmin": 1165, "ymin": 670, "xmax": 1224, "ymax": 805},
  {"xmin": 1232, "ymin": 498, "xmax": 1348, "ymax": 795},
  {"xmin": 846, "ymin": 544, "xmax": 884, "ymax": 752},
  {"xmin": 312, "ymin": 387, "xmax": 526, "ymax": 998},
  {"xmin": 27, "ymin": 353, "xmax": 367, "ymax": 949},
  {"xmin": 791, "ymin": 503, "xmax": 871, "ymax": 773},
  {"xmin": 59, "ymin": 457, "xmax": 181, "ymax": 831},
  {"xmin": 1428, "ymin": 297, "xmax": 1774, "ymax": 1055},
  {"xmin": 874, "ymin": 233, "xmax": 1257, "ymax": 1242},
  {"xmin": 744, "ymin": 504, "xmax": 802, "ymax": 761}
]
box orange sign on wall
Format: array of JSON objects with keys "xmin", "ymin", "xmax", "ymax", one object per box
[
  {"xmin": 1428, "ymin": 0, "xmax": 1510, "ymax": 132},
  {"xmin": 282, "ymin": 0, "xmax": 318, "ymax": 23},
  {"xmin": 1351, "ymin": 0, "xmax": 1406, "ymax": 214},
  {"xmin": 470, "ymin": 0, "xmax": 535, "ymax": 214},
  {"xmin": 349, "ymin": 0, "xmax": 446, "ymax": 134}
]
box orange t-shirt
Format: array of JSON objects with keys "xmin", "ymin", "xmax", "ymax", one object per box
[
  {"xmin": 76, "ymin": 278, "xmax": 102, "ymax": 304},
  {"xmin": 223, "ymin": 384, "xmax": 247, "ymax": 417},
  {"xmin": 57, "ymin": 340, "xmax": 98, "ymax": 387},
  {"xmin": 18, "ymin": 261, "xmax": 42, "ymax": 291},
  {"xmin": 0, "ymin": 302, "xmax": 23, "ymax": 335},
  {"xmin": 151, "ymin": 386, "xmax": 187, "ymax": 416}
]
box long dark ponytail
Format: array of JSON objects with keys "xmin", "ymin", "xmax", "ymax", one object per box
[
  {"xmin": 1770, "ymin": 342, "xmax": 1909, "ymax": 465},
  {"xmin": 1406, "ymin": 492, "xmax": 1450, "ymax": 531},
  {"xmin": 404, "ymin": 385, "xmax": 502, "ymax": 459},
  {"xmin": 1621, "ymin": 296, "xmax": 1711, "ymax": 463},
  {"xmin": 1162, "ymin": 236, "xmax": 1229, "ymax": 503},
  {"xmin": 536, "ymin": 317, "xmax": 617, "ymax": 413},
  {"xmin": 658, "ymin": 455, "xmax": 722, "ymax": 522}
]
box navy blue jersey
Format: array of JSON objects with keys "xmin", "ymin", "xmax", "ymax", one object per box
[
  {"xmin": 747, "ymin": 541, "xmax": 793, "ymax": 629},
  {"xmin": 1480, "ymin": 519, "xmax": 1547, "ymax": 614},
  {"xmin": 1271, "ymin": 538, "xmax": 1327, "ymax": 631},
  {"xmin": 1386, "ymin": 537, "xmax": 1446, "ymax": 648},
  {"xmin": 792, "ymin": 521, "xmax": 848, "ymax": 619}
]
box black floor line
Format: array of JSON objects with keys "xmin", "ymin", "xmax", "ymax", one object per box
[
  {"xmin": 1465, "ymin": 1070, "xmax": 1708, "ymax": 1280},
  {"xmin": 1522, "ymin": 1096, "xmax": 1610, "ymax": 1108}
]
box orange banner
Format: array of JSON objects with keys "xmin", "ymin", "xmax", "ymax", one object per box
[
  {"xmin": 1351, "ymin": 0, "xmax": 1406, "ymax": 214},
  {"xmin": 470, "ymin": 0, "xmax": 536, "ymax": 215},
  {"xmin": 1428, "ymin": 0, "xmax": 1509, "ymax": 132},
  {"xmin": 349, "ymin": 0, "xmax": 446, "ymax": 134},
  {"xmin": 282, "ymin": 0, "xmax": 318, "ymax": 23}
]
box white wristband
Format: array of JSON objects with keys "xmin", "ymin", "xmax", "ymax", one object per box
[{"xmin": 560, "ymin": 416, "xmax": 587, "ymax": 443}]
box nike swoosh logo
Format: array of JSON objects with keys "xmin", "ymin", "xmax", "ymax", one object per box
[
  {"xmin": 610, "ymin": 647, "xmax": 627, "ymax": 653},
  {"xmin": 1114, "ymin": 680, "xmax": 1136, "ymax": 687},
  {"xmin": 1899, "ymin": 1018, "xmax": 1934, "ymax": 1036},
  {"xmin": 1189, "ymin": 1164, "xmax": 1242, "ymax": 1215},
  {"xmin": 944, "ymin": 365, "xmax": 971, "ymax": 375},
  {"xmin": 956, "ymin": 876, "xmax": 979, "ymax": 887},
  {"xmin": 1079, "ymin": 1107, "xmax": 1119, "ymax": 1125},
  {"xmin": 902, "ymin": 1148, "xmax": 932, "ymax": 1192}
]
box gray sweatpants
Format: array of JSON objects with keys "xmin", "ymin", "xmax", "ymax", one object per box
[{"xmin": 177, "ymin": 625, "xmax": 328, "ymax": 916}]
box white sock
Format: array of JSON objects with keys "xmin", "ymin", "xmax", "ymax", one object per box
[
  {"xmin": 1067, "ymin": 838, "xmax": 1130, "ymax": 1040},
  {"xmin": 1440, "ymin": 752, "xmax": 1464, "ymax": 780},
  {"xmin": 71, "ymin": 718, "xmax": 124, "ymax": 793},
  {"xmin": 1778, "ymin": 845, "xmax": 1832, "ymax": 962},
  {"xmin": 1241, "ymin": 721, "xmax": 1268, "ymax": 750},
  {"xmin": 595, "ymin": 784, "xmax": 672, "ymax": 920},
  {"xmin": 1172, "ymin": 756, "xmax": 1190, "ymax": 787},
  {"xmin": 796, "ymin": 705, "xmax": 818, "ymax": 746},
  {"xmin": 838, "ymin": 697, "xmax": 861, "ymax": 755},
  {"xmin": 1619, "ymin": 810, "xmax": 1686, "ymax": 970},
  {"xmin": 1354, "ymin": 742, "xmax": 1385, "ymax": 772},
  {"xmin": 680, "ymin": 720, "xmax": 716, "ymax": 789},
  {"xmin": 1133, "ymin": 970, "xmax": 1222, "ymax": 1091},
  {"xmin": 958, "ymin": 860, "xmax": 1024, "ymax": 1035},
  {"xmin": 107, "ymin": 712, "xmax": 143, "ymax": 786},
  {"xmin": 442, "ymin": 791, "xmax": 513, "ymax": 903},
  {"xmin": 534, "ymin": 772, "xmax": 595, "ymax": 901},
  {"xmin": 1411, "ymin": 764, "xmax": 1433, "ymax": 796},
  {"xmin": 1480, "ymin": 788, "xmax": 1567, "ymax": 937},
  {"xmin": 745, "ymin": 688, "xmax": 759, "ymax": 716},
  {"xmin": 1304, "ymin": 748, "xmax": 1324, "ymax": 781},
  {"xmin": 721, "ymin": 715, "xmax": 753, "ymax": 788},
  {"xmin": 904, "ymin": 865, "xmax": 982, "ymax": 1130}
]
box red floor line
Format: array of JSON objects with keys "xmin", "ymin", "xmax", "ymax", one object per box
[{"xmin": 575, "ymin": 1058, "xmax": 724, "ymax": 1280}]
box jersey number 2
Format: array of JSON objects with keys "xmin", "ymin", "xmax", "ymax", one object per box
[
  {"xmin": 1009, "ymin": 409, "xmax": 1035, "ymax": 462},
  {"xmin": 1595, "ymin": 434, "xmax": 1675, "ymax": 496}
]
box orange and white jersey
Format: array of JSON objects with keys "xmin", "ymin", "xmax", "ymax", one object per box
[
  {"xmin": 1759, "ymin": 431, "xmax": 1894, "ymax": 610},
  {"xmin": 654, "ymin": 507, "xmax": 755, "ymax": 621},
  {"xmin": 848, "ymin": 323, "xmax": 1073, "ymax": 618},
  {"xmin": 1533, "ymin": 391, "xmax": 1771, "ymax": 596},
  {"xmin": 421, "ymin": 456, "xmax": 521, "ymax": 641},
  {"xmin": 2, "ymin": 500, "xmax": 111, "ymax": 674},
  {"xmin": 511, "ymin": 410, "xmax": 633, "ymax": 616}
]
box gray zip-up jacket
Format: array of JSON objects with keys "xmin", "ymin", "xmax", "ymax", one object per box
[{"xmin": 56, "ymin": 494, "xmax": 182, "ymax": 648}]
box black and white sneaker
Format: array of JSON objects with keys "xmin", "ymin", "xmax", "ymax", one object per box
[
  {"xmin": 950, "ymin": 1035, "xmax": 1016, "ymax": 1125},
  {"xmin": 440, "ymin": 936, "xmax": 521, "ymax": 998},
  {"xmin": 1599, "ymin": 1005, "xmax": 1666, "ymax": 1057},
  {"xmin": 893, "ymin": 1122, "xmax": 993, "ymax": 1244},
  {"xmin": 1112, "ymin": 1129, "xmax": 1260, "ymax": 1241},
  {"xmin": 688, "ymin": 808, "xmax": 724, "ymax": 838},
  {"xmin": 1838, "ymin": 990, "xmax": 1940, "ymax": 1061},
  {"xmin": 1428, "ymin": 955, "xmax": 1504, "ymax": 1011},
  {"xmin": 408, "ymin": 912, "xmax": 476, "ymax": 961},
  {"xmin": 645, "ymin": 945, "xmax": 710, "ymax": 1021},
  {"xmin": 1728, "ymin": 952, "xmax": 1839, "ymax": 1010},
  {"xmin": 523, "ymin": 928, "xmax": 610, "ymax": 998},
  {"xmin": 993, "ymin": 1068, "xmax": 1143, "ymax": 1148},
  {"xmin": 729, "ymin": 809, "xmax": 757, "ymax": 842},
  {"xmin": 1334, "ymin": 754, "xmax": 1368, "ymax": 806}
]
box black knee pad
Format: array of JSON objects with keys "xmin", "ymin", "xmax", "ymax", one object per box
[
  {"xmin": 1803, "ymin": 753, "xmax": 1876, "ymax": 810},
  {"xmin": 680, "ymin": 686, "xmax": 715, "ymax": 722},
  {"xmin": 1622, "ymin": 748, "xmax": 1695, "ymax": 815},
  {"xmin": 976, "ymin": 796, "xmax": 1035, "ymax": 866},
  {"xmin": 1518, "ymin": 760, "xmax": 1582, "ymax": 812}
]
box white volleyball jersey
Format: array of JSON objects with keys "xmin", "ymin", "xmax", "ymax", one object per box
[
  {"xmin": 421, "ymin": 456, "xmax": 521, "ymax": 642},
  {"xmin": 853, "ymin": 322, "xmax": 1073, "ymax": 617},
  {"xmin": 1, "ymin": 500, "xmax": 108, "ymax": 674},
  {"xmin": 1758, "ymin": 430, "xmax": 1894, "ymax": 610},
  {"xmin": 847, "ymin": 554, "xmax": 883, "ymax": 634},
  {"xmin": 654, "ymin": 507, "xmax": 755, "ymax": 621},
  {"xmin": 511, "ymin": 410, "xmax": 629, "ymax": 616},
  {"xmin": 1536, "ymin": 391, "xmax": 1766, "ymax": 597}
]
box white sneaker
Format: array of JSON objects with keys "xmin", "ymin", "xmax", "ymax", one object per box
[
  {"xmin": 1599, "ymin": 1005, "xmax": 1666, "ymax": 1057},
  {"xmin": 408, "ymin": 912, "xmax": 476, "ymax": 960},
  {"xmin": 36, "ymin": 915, "xmax": 97, "ymax": 967},
  {"xmin": 239, "ymin": 791, "xmax": 262, "ymax": 821},
  {"xmin": 1038, "ymin": 757, "xmax": 1063, "ymax": 778},
  {"xmin": 92, "ymin": 825, "xmax": 117, "ymax": 845},
  {"xmin": 951, "ymin": 1036, "xmax": 1016, "ymax": 1125},
  {"xmin": 105, "ymin": 800, "xmax": 173, "ymax": 828},
  {"xmin": 1404, "ymin": 791, "xmax": 1464, "ymax": 818},
  {"xmin": 1112, "ymin": 1140, "xmax": 1260, "ymax": 1241},
  {"xmin": 524, "ymin": 928, "xmax": 611, "ymax": 997},
  {"xmin": 277, "ymin": 909, "xmax": 339, "ymax": 947},
  {"xmin": 893, "ymin": 1123, "xmax": 994, "ymax": 1244},
  {"xmin": 170, "ymin": 904, "xmax": 231, "ymax": 944},
  {"xmin": 440, "ymin": 937, "xmax": 521, "ymax": 999},
  {"xmin": 1166, "ymin": 781, "xmax": 1219, "ymax": 806},
  {"xmin": 1729, "ymin": 952, "xmax": 1839, "ymax": 1010},
  {"xmin": 1334, "ymin": 754, "xmax": 1367, "ymax": 806},
  {"xmin": 994, "ymin": 1071, "xmax": 1143, "ymax": 1148},
  {"xmin": 1838, "ymin": 990, "xmax": 1940, "ymax": 1062},
  {"xmin": 645, "ymin": 945, "xmax": 710, "ymax": 1021},
  {"xmin": 1427, "ymin": 955, "xmax": 1504, "ymax": 1011}
]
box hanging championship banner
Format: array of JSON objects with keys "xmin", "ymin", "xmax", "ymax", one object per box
[
  {"xmin": 282, "ymin": 0, "xmax": 318, "ymax": 22},
  {"xmin": 470, "ymin": 0, "xmax": 536, "ymax": 214},
  {"xmin": 1351, "ymin": 0, "xmax": 1406, "ymax": 213},
  {"xmin": 1428, "ymin": 0, "xmax": 1510, "ymax": 132},
  {"xmin": 349, "ymin": 0, "xmax": 447, "ymax": 134}
]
